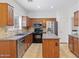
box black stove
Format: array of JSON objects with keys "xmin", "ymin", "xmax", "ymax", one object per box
[{"xmin": 33, "ymin": 28, "xmax": 43, "ymax": 43}]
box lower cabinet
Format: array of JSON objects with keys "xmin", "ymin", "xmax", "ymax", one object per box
[
  {"xmin": 0, "ymin": 33, "xmax": 33, "ymax": 58},
  {"xmin": 74, "ymin": 37, "xmax": 78, "ymax": 56},
  {"xmin": 78, "ymin": 39, "xmax": 79, "ymax": 57},
  {"xmin": 0, "ymin": 40, "xmax": 17, "ymax": 58},
  {"xmin": 69, "ymin": 35, "xmax": 79, "ymax": 57},
  {"xmin": 42, "ymin": 39, "xmax": 59, "ymax": 58},
  {"xmin": 68, "ymin": 36, "xmax": 74, "ymax": 52},
  {"xmin": 24, "ymin": 34, "xmax": 33, "ymax": 50}
]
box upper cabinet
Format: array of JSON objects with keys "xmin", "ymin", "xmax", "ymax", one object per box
[
  {"xmin": 22, "ymin": 16, "xmax": 31, "ymax": 28},
  {"xmin": 0, "ymin": 3, "xmax": 14, "ymax": 26},
  {"xmin": 22, "ymin": 16, "xmax": 27, "ymax": 27},
  {"xmin": 74, "ymin": 11, "xmax": 79, "ymax": 26}
]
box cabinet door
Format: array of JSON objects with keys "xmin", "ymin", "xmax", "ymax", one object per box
[
  {"xmin": 0, "ymin": 4, "xmax": 7, "ymax": 26},
  {"xmin": 54, "ymin": 40, "xmax": 59, "ymax": 57},
  {"xmin": 30, "ymin": 34, "xmax": 33, "ymax": 43},
  {"xmin": 9, "ymin": 40, "xmax": 17, "ymax": 58},
  {"xmin": 0, "ymin": 41, "xmax": 10, "ymax": 58},
  {"xmin": 78, "ymin": 11, "xmax": 79, "ymax": 26},
  {"xmin": 22, "ymin": 16, "xmax": 27, "ymax": 27},
  {"xmin": 0, "ymin": 40, "xmax": 16, "ymax": 58},
  {"xmin": 28, "ymin": 34, "xmax": 32, "ymax": 46},
  {"xmin": 74, "ymin": 11, "xmax": 79, "ymax": 26},
  {"xmin": 77, "ymin": 38, "xmax": 79, "ymax": 57},
  {"xmin": 42, "ymin": 39, "xmax": 59, "ymax": 58},
  {"xmin": 69, "ymin": 36, "xmax": 74, "ymax": 52},
  {"xmin": 24, "ymin": 34, "xmax": 32, "ymax": 50},
  {"xmin": 27, "ymin": 18, "xmax": 32, "ymax": 27},
  {"xmin": 8, "ymin": 5, "xmax": 14, "ymax": 26},
  {"xmin": 25, "ymin": 36, "xmax": 29, "ymax": 50},
  {"xmin": 74, "ymin": 38, "xmax": 78, "ymax": 56}
]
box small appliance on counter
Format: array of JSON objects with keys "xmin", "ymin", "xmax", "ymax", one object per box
[
  {"xmin": 72, "ymin": 30, "xmax": 78, "ymax": 35},
  {"xmin": 72, "ymin": 27, "xmax": 79, "ymax": 35}
]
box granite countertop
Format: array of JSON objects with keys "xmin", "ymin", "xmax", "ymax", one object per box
[
  {"xmin": 0, "ymin": 31, "xmax": 33, "ymax": 40},
  {"xmin": 43, "ymin": 33, "xmax": 59, "ymax": 39},
  {"xmin": 69, "ymin": 34, "xmax": 79, "ymax": 39}
]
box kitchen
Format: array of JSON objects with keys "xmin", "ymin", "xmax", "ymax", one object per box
[{"xmin": 0, "ymin": 0, "xmax": 79, "ymax": 58}]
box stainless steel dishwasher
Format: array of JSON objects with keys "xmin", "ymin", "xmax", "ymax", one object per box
[{"xmin": 17, "ymin": 38, "xmax": 25, "ymax": 58}]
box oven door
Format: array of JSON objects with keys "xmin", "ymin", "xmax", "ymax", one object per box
[{"xmin": 33, "ymin": 33, "xmax": 42, "ymax": 43}]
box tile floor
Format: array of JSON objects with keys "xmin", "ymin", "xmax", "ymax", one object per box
[{"xmin": 23, "ymin": 43, "xmax": 76, "ymax": 58}]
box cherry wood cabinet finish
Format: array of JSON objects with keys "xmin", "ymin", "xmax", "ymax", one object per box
[
  {"xmin": 77, "ymin": 38, "xmax": 79, "ymax": 57},
  {"xmin": 0, "ymin": 34, "xmax": 33, "ymax": 58},
  {"xmin": 28, "ymin": 18, "xmax": 56, "ymax": 27},
  {"xmin": 42, "ymin": 39, "xmax": 59, "ymax": 58},
  {"xmin": 68, "ymin": 35, "xmax": 74, "ymax": 52},
  {"xmin": 69, "ymin": 35, "xmax": 79, "ymax": 57},
  {"xmin": 0, "ymin": 3, "xmax": 14, "ymax": 26},
  {"xmin": 74, "ymin": 37, "xmax": 78, "ymax": 56},
  {"xmin": 74, "ymin": 11, "xmax": 79, "ymax": 26},
  {"xmin": 0, "ymin": 40, "xmax": 16, "ymax": 58},
  {"xmin": 24, "ymin": 34, "xmax": 33, "ymax": 50}
]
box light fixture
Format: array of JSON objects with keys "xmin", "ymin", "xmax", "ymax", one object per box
[
  {"xmin": 51, "ymin": 6, "xmax": 53, "ymax": 8},
  {"xmin": 37, "ymin": 6, "xmax": 40, "ymax": 8},
  {"xmin": 28, "ymin": 0, "xmax": 33, "ymax": 2}
]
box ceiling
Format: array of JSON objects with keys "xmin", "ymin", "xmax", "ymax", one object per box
[{"xmin": 16, "ymin": 0, "xmax": 78, "ymax": 12}]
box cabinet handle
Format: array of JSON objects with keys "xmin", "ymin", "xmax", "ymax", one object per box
[{"xmin": 56, "ymin": 42, "xmax": 59, "ymax": 46}]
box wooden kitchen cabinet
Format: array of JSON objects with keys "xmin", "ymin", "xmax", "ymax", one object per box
[
  {"xmin": 28, "ymin": 18, "xmax": 56, "ymax": 28},
  {"xmin": 0, "ymin": 40, "xmax": 17, "ymax": 58},
  {"xmin": 27, "ymin": 17, "xmax": 32, "ymax": 28},
  {"xmin": 74, "ymin": 37, "xmax": 78, "ymax": 56},
  {"xmin": 25, "ymin": 34, "xmax": 33, "ymax": 50},
  {"xmin": 42, "ymin": 39, "xmax": 59, "ymax": 58},
  {"xmin": 24, "ymin": 36, "xmax": 28, "ymax": 50},
  {"xmin": 27, "ymin": 34, "xmax": 33, "ymax": 47},
  {"xmin": 68, "ymin": 35, "xmax": 74, "ymax": 52},
  {"xmin": 22, "ymin": 16, "xmax": 28, "ymax": 27},
  {"xmin": 0, "ymin": 33, "xmax": 33, "ymax": 58},
  {"xmin": 77, "ymin": 39, "xmax": 79, "ymax": 57},
  {"xmin": 74, "ymin": 11, "xmax": 79, "ymax": 26},
  {"xmin": 0, "ymin": 3, "xmax": 14, "ymax": 26},
  {"xmin": 69, "ymin": 35, "xmax": 79, "ymax": 57}
]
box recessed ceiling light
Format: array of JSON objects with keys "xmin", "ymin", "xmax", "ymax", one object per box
[
  {"xmin": 37, "ymin": 6, "xmax": 40, "ymax": 8},
  {"xmin": 51, "ymin": 6, "xmax": 53, "ymax": 8},
  {"xmin": 28, "ymin": 0, "xmax": 33, "ymax": 2}
]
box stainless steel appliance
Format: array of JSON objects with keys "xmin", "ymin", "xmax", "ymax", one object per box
[{"xmin": 17, "ymin": 38, "xmax": 25, "ymax": 58}]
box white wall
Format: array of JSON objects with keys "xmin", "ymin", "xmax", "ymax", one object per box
[
  {"xmin": 56, "ymin": 1, "xmax": 79, "ymax": 43},
  {"xmin": 28, "ymin": 11, "xmax": 56, "ymax": 18},
  {"xmin": 56, "ymin": 9, "xmax": 72, "ymax": 42}
]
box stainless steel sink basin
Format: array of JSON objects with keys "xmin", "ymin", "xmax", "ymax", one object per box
[{"xmin": 15, "ymin": 33, "xmax": 25, "ymax": 36}]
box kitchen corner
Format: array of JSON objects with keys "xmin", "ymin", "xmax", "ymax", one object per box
[{"xmin": 0, "ymin": 26, "xmax": 34, "ymax": 58}]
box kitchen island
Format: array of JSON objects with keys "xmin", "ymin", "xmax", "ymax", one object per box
[
  {"xmin": 42, "ymin": 33, "xmax": 60, "ymax": 58},
  {"xmin": 0, "ymin": 31, "xmax": 33, "ymax": 58}
]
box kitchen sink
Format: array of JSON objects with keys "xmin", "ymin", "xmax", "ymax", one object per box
[{"xmin": 15, "ymin": 33, "xmax": 25, "ymax": 36}]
